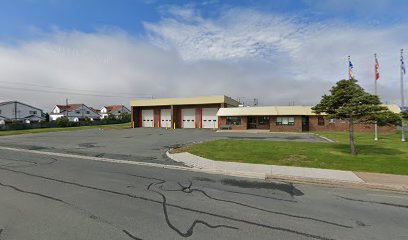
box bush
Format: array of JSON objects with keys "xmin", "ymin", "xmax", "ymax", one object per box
[{"xmin": 56, "ymin": 117, "xmax": 69, "ymax": 127}]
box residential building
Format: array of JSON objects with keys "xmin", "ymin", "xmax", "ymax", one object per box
[
  {"xmin": 100, "ymin": 105, "xmax": 130, "ymax": 119},
  {"xmin": 49, "ymin": 104, "xmax": 100, "ymax": 122},
  {"xmin": 0, "ymin": 101, "xmax": 44, "ymax": 124},
  {"xmin": 130, "ymin": 96, "xmax": 239, "ymax": 128}
]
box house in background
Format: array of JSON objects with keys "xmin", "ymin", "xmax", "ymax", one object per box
[
  {"xmin": 100, "ymin": 105, "xmax": 130, "ymax": 119},
  {"xmin": 49, "ymin": 104, "xmax": 100, "ymax": 122},
  {"xmin": 0, "ymin": 101, "xmax": 44, "ymax": 124}
]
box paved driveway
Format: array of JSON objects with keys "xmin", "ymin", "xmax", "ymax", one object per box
[{"xmin": 0, "ymin": 128, "xmax": 327, "ymax": 165}]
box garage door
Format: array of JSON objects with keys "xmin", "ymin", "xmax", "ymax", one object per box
[
  {"xmin": 181, "ymin": 108, "xmax": 196, "ymax": 128},
  {"xmin": 160, "ymin": 109, "xmax": 171, "ymax": 128},
  {"xmin": 141, "ymin": 109, "xmax": 154, "ymax": 127},
  {"xmin": 202, "ymin": 108, "xmax": 218, "ymax": 129}
]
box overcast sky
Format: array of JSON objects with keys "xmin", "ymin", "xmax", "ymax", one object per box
[{"xmin": 0, "ymin": 0, "xmax": 407, "ymax": 111}]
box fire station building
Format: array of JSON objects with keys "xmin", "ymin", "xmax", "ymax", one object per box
[
  {"xmin": 130, "ymin": 95, "xmax": 400, "ymax": 133},
  {"xmin": 130, "ymin": 95, "xmax": 239, "ymax": 129}
]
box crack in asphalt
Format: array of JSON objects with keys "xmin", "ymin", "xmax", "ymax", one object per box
[
  {"xmin": 0, "ymin": 157, "xmax": 57, "ymax": 169},
  {"xmin": 156, "ymin": 180, "xmax": 351, "ymax": 229},
  {"xmin": 0, "ymin": 176, "xmax": 142, "ymax": 240},
  {"xmin": 146, "ymin": 179, "xmax": 238, "ymax": 237},
  {"xmin": 0, "ymin": 181, "xmax": 65, "ymax": 203},
  {"xmin": 122, "ymin": 230, "xmax": 144, "ymax": 240},
  {"xmin": 336, "ymin": 195, "xmax": 408, "ymax": 209},
  {"xmin": 0, "ymin": 166, "xmax": 339, "ymax": 240}
]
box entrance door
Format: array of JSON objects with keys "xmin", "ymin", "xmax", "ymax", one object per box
[
  {"xmin": 302, "ymin": 116, "xmax": 309, "ymax": 132},
  {"xmin": 181, "ymin": 108, "xmax": 195, "ymax": 128},
  {"xmin": 247, "ymin": 117, "xmax": 257, "ymax": 129},
  {"xmin": 141, "ymin": 110, "xmax": 154, "ymax": 127},
  {"xmin": 202, "ymin": 108, "xmax": 218, "ymax": 129},
  {"xmin": 160, "ymin": 109, "xmax": 171, "ymax": 128}
]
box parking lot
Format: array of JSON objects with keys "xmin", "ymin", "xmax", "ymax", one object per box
[{"xmin": 0, "ymin": 128, "xmax": 328, "ymax": 165}]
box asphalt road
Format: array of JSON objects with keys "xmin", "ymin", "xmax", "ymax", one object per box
[{"xmin": 0, "ymin": 129, "xmax": 407, "ymax": 240}]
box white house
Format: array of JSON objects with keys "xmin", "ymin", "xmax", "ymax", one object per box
[
  {"xmin": 99, "ymin": 105, "xmax": 130, "ymax": 119},
  {"xmin": 0, "ymin": 101, "xmax": 44, "ymax": 124},
  {"xmin": 49, "ymin": 104, "xmax": 100, "ymax": 122}
]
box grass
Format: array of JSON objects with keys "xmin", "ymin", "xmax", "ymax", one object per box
[
  {"xmin": 0, "ymin": 122, "xmax": 131, "ymax": 136},
  {"xmin": 187, "ymin": 131, "xmax": 408, "ymax": 175}
]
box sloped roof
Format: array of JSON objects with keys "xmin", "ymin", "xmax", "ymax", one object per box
[
  {"xmin": 0, "ymin": 101, "xmax": 43, "ymax": 111},
  {"xmin": 56, "ymin": 104, "xmax": 82, "ymax": 112},
  {"xmin": 104, "ymin": 105, "xmax": 126, "ymax": 112},
  {"xmin": 217, "ymin": 104, "xmax": 401, "ymax": 116}
]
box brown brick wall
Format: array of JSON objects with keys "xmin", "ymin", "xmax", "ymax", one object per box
[
  {"xmin": 308, "ymin": 116, "xmax": 397, "ymax": 133},
  {"xmin": 269, "ymin": 116, "xmax": 303, "ymax": 132}
]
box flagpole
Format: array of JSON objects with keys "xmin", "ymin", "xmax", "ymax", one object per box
[
  {"xmin": 374, "ymin": 53, "xmax": 378, "ymax": 141},
  {"xmin": 401, "ymin": 49, "xmax": 406, "ymax": 142}
]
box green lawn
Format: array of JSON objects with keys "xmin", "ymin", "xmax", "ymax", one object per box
[
  {"xmin": 188, "ymin": 132, "xmax": 408, "ymax": 175},
  {"xmin": 0, "ymin": 122, "xmax": 131, "ymax": 136}
]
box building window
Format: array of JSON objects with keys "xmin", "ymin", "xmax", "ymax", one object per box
[
  {"xmin": 29, "ymin": 110, "xmax": 37, "ymax": 115},
  {"xmin": 226, "ymin": 117, "xmax": 241, "ymax": 125},
  {"xmin": 118, "ymin": 111, "xmax": 121, "ymax": 113},
  {"xmin": 318, "ymin": 117, "xmax": 325, "ymax": 126},
  {"xmin": 258, "ymin": 116, "xmax": 270, "ymax": 125},
  {"xmin": 86, "ymin": 111, "xmax": 90, "ymax": 114},
  {"xmin": 329, "ymin": 118, "xmax": 336, "ymax": 124},
  {"xmin": 276, "ymin": 117, "xmax": 295, "ymax": 125},
  {"xmin": 75, "ymin": 111, "xmax": 80, "ymax": 114}
]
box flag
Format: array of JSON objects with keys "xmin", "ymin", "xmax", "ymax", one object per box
[
  {"xmin": 348, "ymin": 56, "xmax": 354, "ymax": 79},
  {"xmin": 402, "ymin": 54, "xmax": 406, "ymax": 75},
  {"xmin": 375, "ymin": 54, "xmax": 380, "ymax": 80}
]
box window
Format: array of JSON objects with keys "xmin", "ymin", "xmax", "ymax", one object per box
[
  {"xmin": 258, "ymin": 116, "xmax": 270, "ymax": 125},
  {"xmin": 75, "ymin": 111, "xmax": 80, "ymax": 114},
  {"xmin": 276, "ymin": 117, "xmax": 295, "ymax": 125},
  {"xmin": 118, "ymin": 111, "xmax": 121, "ymax": 113},
  {"xmin": 86, "ymin": 111, "xmax": 90, "ymax": 114},
  {"xmin": 226, "ymin": 116, "xmax": 241, "ymax": 125},
  {"xmin": 29, "ymin": 110, "xmax": 37, "ymax": 115},
  {"xmin": 329, "ymin": 118, "xmax": 336, "ymax": 124},
  {"xmin": 318, "ymin": 117, "xmax": 325, "ymax": 126}
]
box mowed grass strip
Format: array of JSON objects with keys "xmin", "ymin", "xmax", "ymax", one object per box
[
  {"xmin": 188, "ymin": 132, "xmax": 408, "ymax": 175},
  {"xmin": 0, "ymin": 122, "xmax": 131, "ymax": 136}
]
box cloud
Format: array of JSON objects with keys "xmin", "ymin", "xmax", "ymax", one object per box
[
  {"xmin": 0, "ymin": 6, "xmax": 407, "ymax": 113},
  {"xmin": 144, "ymin": 6, "xmax": 408, "ymax": 104}
]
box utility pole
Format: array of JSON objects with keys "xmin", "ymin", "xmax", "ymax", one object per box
[
  {"xmin": 66, "ymin": 98, "xmax": 69, "ymax": 118},
  {"xmin": 400, "ymin": 49, "xmax": 406, "ymax": 142}
]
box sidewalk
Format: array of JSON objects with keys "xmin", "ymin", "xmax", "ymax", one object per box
[{"xmin": 167, "ymin": 151, "xmax": 408, "ymax": 192}]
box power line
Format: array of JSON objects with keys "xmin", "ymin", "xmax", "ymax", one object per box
[
  {"xmin": 1, "ymin": 85, "xmax": 152, "ymax": 99},
  {"xmin": 0, "ymin": 80, "xmax": 152, "ymax": 97}
]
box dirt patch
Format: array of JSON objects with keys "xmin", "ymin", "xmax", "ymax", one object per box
[{"xmin": 168, "ymin": 145, "xmax": 191, "ymax": 154}]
